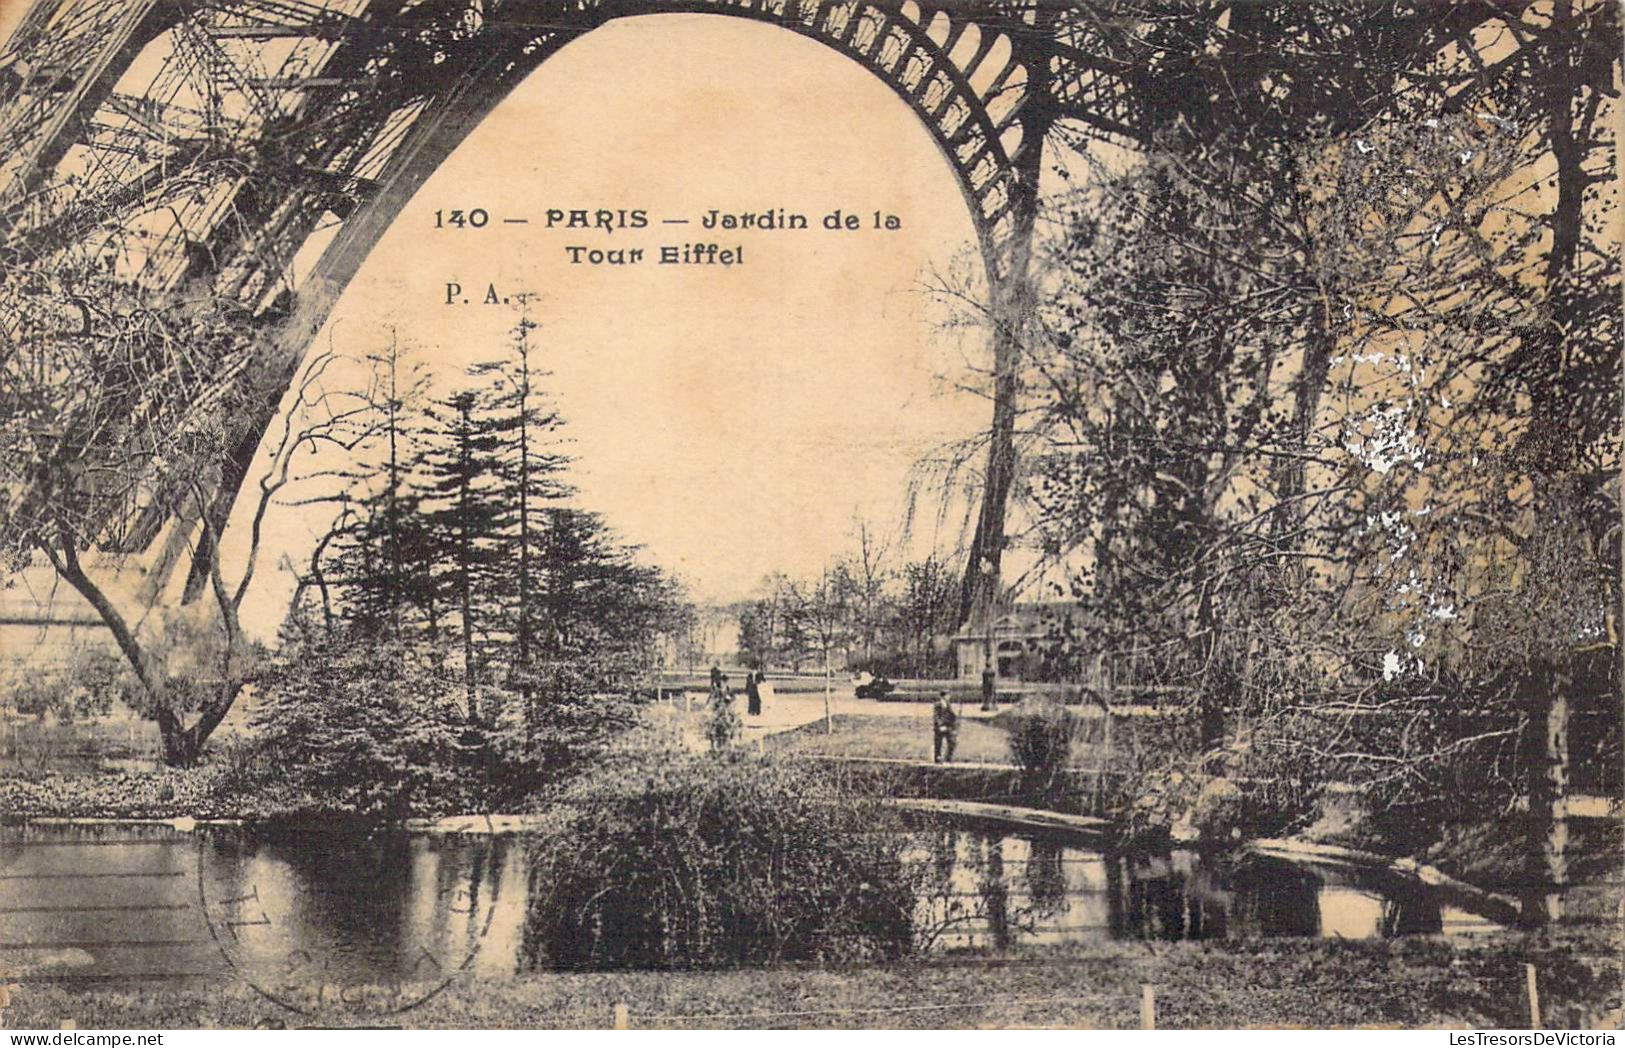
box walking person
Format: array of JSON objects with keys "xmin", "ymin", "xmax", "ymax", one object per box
[
  {"xmin": 932, "ymin": 690, "xmax": 959, "ymax": 764},
  {"xmin": 745, "ymin": 670, "xmax": 762, "ymax": 717}
]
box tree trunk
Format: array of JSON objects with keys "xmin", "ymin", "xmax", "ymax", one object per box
[
  {"xmin": 957, "ymin": 102, "xmax": 1047, "ymax": 629},
  {"xmin": 154, "ymin": 706, "xmax": 195, "ymax": 766},
  {"xmin": 45, "ymin": 539, "xmax": 205, "ymax": 767},
  {"xmin": 1196, "ymin": 584, "xmax": 1225, "ymax": 751},
  {"xmin": 823, "ymin": 646, "xmax": 833, "ymax": 735},
  {"xmin": 152, "ymin": 691, "xmax": 239, "ymax": 768},
  {"xmin": 385, "ymin": 339, "xmax": 403, "ymax": 641},
  {"xmin": 1515, "ymin": 0, "xmax": 1583, "ymax": 929},
  {"xmin": 515, "ymin": 322, "xmax": 536, "ymax": 734},
  {"xmin": 1521, "ymin": 657, "xmax": 1571, "ymax": 926},
  {"xmin": 457, "ymin": 398, "xmax": 480, "ymax": 723}
]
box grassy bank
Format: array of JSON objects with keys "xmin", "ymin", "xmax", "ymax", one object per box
[
  {"xmin": 7, "ymin": 933, "xmax": 1619, "ymax": 1030},
  {"xmin": 766, "ymin": 714, "xmax": 1017, "ymax": 765},
  {"xmin": 0, "ymin": 766, "xmax": 235, "ymax": 820}
]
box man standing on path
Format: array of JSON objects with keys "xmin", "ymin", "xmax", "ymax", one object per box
[
  {"xmin": 933, "ymin": 691, "xmax": 959, "ymax": 764},
  {"xmin": 981, "ymin": 659, "xmax": 997, "ymax": 712}
]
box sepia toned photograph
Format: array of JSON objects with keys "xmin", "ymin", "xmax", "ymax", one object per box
[{"xmin": 0, "ymin": 0, "xmax": 1619, "ymax": 1032}]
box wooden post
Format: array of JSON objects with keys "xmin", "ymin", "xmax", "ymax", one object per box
[
  {"xmin": 1526, "ymin": 963, "xmax": 1540, "ymax": 1028},
  {"xmin": 1140, "ymin": 984, "xmax": 1155, "ymax": 1030},
  {"xmin": 612, "ymin": 1002, "xmax": 629, "ymax": 1030}
]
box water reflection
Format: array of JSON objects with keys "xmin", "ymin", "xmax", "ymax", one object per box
[
  {"xmin": 910, "ymin": 832, "xmax": 1494, "ymax": 949},
  {"xmin": 196, "ymin": 829, "xmax": 528, "ymax": 987}
]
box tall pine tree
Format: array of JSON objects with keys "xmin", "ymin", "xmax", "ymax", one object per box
[
  {"xmin": 414, "ymin": 389, "xmax": 509, "ymax": 721},
  {"xmin": 318, "ymin": 334, "xmax": 439, "ymax": 644},
  {"xmin": 466, "ymin": 310, "xmax": 573, "ymax": 723}
]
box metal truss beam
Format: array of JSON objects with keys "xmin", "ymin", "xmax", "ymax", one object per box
[{"xmin": 2, "ymin": 0, "xmax": 1502, "ymax": 629}]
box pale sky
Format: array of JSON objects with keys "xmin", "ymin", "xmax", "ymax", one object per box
[{"xmin": 218, "ymin": 15, "xmax": 996, "ymax": 634}]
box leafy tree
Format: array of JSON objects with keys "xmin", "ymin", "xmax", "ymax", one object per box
[
  {"xmin": 736, "ymin": 600, "xmax": 774, "ymax": 671},
  {"xmin": 1018, "ymin": 0, "xmax": 1619, "ymax": 926},
  {"xmin": 302, "ymin": 338, "xmax": 438, "ymax": 643},
  {"xmin": 787, "ymin": 567, "xmax": 855, "ymax": 731},
  {"xmin": 652, "ymin": 579, "xmax": 701, "ymax": 671},
  {"xmin": 892, "ymin": 556, "xmax": 962, "ymax": 679},
  {"xmin": 736, "ymin": 573, "xmax": 792, "ymax": 670},
  {"xmin": 6, "ymin": 646, "xmax": 125, "ymax": 722},
  {"xmin": 734, "ymin": 550, "xmax": 960, "ymax": 679},
  {"xmin": 840, "ymin": 519, "xmax": 893, "ymax": 668},
  {"xmin": 1, "ymin": 298, "xmax": 393, "ymax": 763}
]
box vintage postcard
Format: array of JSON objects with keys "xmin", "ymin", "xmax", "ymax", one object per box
[{"xmin": 0, "ymin": 0, "xmax": 1619, "ymax": 1033}]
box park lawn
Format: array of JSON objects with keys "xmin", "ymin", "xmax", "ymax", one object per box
[
  {"xmin": 766, "ymin": 714, "xmax": 1015, "ymax": 765},
  {"xmin": 7, "ymin": 931, "xmax": 1618, "ymax": 1030}
]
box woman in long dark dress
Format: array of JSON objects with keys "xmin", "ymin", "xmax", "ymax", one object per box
[{"xmin": 745, "ymin": 670, "xmax": 762, "ymax": 716}]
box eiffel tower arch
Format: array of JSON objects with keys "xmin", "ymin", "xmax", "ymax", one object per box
[{"xmin": 1, "ymin": 0, "xmax": 1147, "ymax": 628}]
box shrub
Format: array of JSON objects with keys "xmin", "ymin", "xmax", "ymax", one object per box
[
  {"xmin": 703, "ymin": 688, "xmax": 741, "ymax": 752},
  {"xmin": 7, "ymin": 647, "xmax": 126, "ymax": 722},
  {"xmin": 476, "ymin": 681, "xmax": 642, "ymax": 807},
  {"xmin": 245, "ymin": 632, "xmax": 471, "ymax": 819},
  {"xmin": 522, "ymin": 754, "xmax": 918, "ymax": 969},
  {"xmin": 1006, "ymin": 698, "xmax": 1076, "ymax": 801},
  {"xmin": 240, "ymin": 628, "xmax": 647, "ymax": 819}
]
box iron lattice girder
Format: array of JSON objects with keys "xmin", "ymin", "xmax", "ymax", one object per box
[
  {"xmin": 1, "ymin": 1, "xmax": 1564, "ymax": 275},
  {"xmin": 2, "ymin": 1, "xmax": 1114, "ymax": 291},
  {"xmin": 0, "ymin": 0, "xmax": 1178, "ymax": 331},
  {"xmin": 1, "ymin": 0, "xmax": 1099, "ymax": 607},
  {"xmin": 0, "ymin": 0, "xmax": 1536, "ymax": 610}
]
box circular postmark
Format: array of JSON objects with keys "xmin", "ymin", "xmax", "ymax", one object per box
[{"xmin": 194, "ymin": 815, "xmax": 501, "ymax": 1024}]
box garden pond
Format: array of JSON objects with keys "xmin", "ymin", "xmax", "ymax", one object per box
[{"xmin": 0, "ymin": 821, "xmax": 1503, "ymax": 987}]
